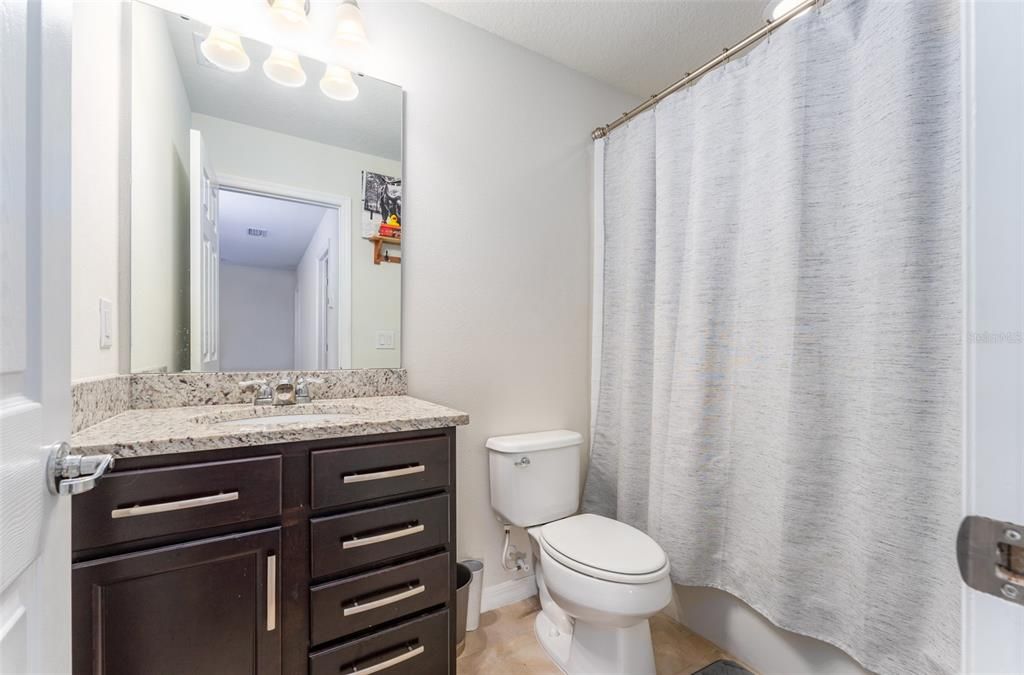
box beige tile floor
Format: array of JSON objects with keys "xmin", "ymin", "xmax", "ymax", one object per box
[{"xmin": 457, "ymin": 597, "xmax": 738, "ymax": 675}]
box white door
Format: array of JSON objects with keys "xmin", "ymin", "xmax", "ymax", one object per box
[
  {"xmin": 962, "ymin": 1, "xmax": 1024, "ymax": 673},
  {"xmin": 0, "ymin": 0, "xmax": 73, "ymax": 672},
  {"xmin": 189, "ymin": 129, "xmax": 220, "ymax": 372}
]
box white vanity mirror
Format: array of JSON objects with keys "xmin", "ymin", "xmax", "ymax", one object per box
[{"xmin": 129, "ymin": 1, "xmax": 402, "ymax": 373}]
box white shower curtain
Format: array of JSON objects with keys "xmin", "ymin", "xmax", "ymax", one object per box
[{"xmin": 583, "ymin": 2, "xmax": 961, "ymax": 674}]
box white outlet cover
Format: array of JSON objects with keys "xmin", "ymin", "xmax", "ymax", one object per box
[{"xmin": 375, "ymin": 331, "xmax": 395, "ymax": 350}]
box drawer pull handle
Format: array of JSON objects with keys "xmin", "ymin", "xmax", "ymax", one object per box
[
  {"xmin": 351, "ymin": 644, "xmax": 424, "ymax": 675},
  {"xmin": 266, "ymin": 554, "xmax": 277, "ymax": 632},
  {"xmin": 110, "ymin": 491, "xmax": 240, "ymax": 519},
  {"xmin": 343, "ymin": 465, "xmax": 425, "ymax": 484},
  {"xmin": 342, "ymin": 524, "xmax": 424, "ymax": 549},
  {"xmin": 343, "ymin": 584, "xmax": 426, "ymax": 616}
]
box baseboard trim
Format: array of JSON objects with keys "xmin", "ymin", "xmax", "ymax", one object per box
[{"xmin": 480, "ymin": 574, "xmax": 537, "ymax": 613}]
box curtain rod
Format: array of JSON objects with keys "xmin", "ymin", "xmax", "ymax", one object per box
[{"xmin": 591, "ymin": 0, "xmax": 819, "ymax": 140}]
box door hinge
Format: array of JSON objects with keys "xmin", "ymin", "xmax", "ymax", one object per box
[{"xmin": 958, "ymin": 515, "xmax": 1024, "ymax": 605}]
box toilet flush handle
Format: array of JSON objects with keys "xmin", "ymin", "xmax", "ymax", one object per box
[{"xmin": 514, "ymin": 456, "xmax": 531, "ymax": 468}]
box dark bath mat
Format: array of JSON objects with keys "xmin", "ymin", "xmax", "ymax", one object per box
[{"xmin": 693, "ymin": 659, "xmax": 754, "ymax": 675}]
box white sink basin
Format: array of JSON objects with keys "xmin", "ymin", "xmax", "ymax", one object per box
[
  {"xmin": 212, "ymin": 413, "xmax": 357, "ymax": 427},
  {"xmin": 193, "ymin": 402, "xmax": 370, "ymax": 428}
]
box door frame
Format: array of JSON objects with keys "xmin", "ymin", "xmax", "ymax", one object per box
[
  {"xmin": 317, "ymin": 248, "xmax": 331, "ymax": 370},
  {"xmin": 961, "ymin": 0, "xmax": 1024, "ymax": 672},
  {"xmin": 216, "ymin": 174, "xmax": 353, "ymax": 370}
]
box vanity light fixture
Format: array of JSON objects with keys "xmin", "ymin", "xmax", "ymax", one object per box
[
  {"xmin": 263, "ymin": 47, "xmax": 307, "ymax": 87},
  {"xmin": 320, "ymin": 64, "xmax": 359, "ymax": 101},
  {"xmin": 764, "ymin": 0, "xmax": 811, "ymax": 21},
  {"xmin": 268, "ymin": 0, "xmax": 310, "ymax": 29},
  {"xmin": 200, "ymin": 27, "xmax": 250, "ymax": 72},
  {"xmin": 333, "ymin": 0, "xmax": 369, "ymax": 51}
]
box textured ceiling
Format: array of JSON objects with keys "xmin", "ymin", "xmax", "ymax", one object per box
[{"xmin": 425, "ymin": 1, "xmax": 769, "ymax": 98}]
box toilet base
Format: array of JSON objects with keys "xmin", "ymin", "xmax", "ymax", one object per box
[
  {"xmin": 535, "ymin": 609, "xmax": 572, "ymax": 671},
  {"xmin": 534, "ymin": 609, "xmax": 657, "ymax": 675}
]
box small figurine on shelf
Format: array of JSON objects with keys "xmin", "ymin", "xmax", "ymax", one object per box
[{"xmin": 379, "ymin": 214, "xmax": 401, "ymax": 239}]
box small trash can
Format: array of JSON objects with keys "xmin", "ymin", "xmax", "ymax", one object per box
[
  {"xmin": 462, "ymin": 559, "xmax": 484, "ymax": 631},
  {"xmin": 455, "ymin": 562, "xmax": 473, "ymax": 656}
]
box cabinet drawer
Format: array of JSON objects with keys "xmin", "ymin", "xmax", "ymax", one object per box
[
  {"xmin": 73, "ymin": 456, "xmax": 282, "ymax": 552},
  {"xmin": 309, "ymin": 609, "xmax": 448, "ymax": 675},
  {"xmin": 311, "ymin": 552, "xmax": 450, "ymax": 646},
  {"xmin": 311, "ymin": 436, "xmax": 449, "ymax": 510},
  {"xmin": 311, "ymin": 494, "xmax": 449, "ymax": 578}
]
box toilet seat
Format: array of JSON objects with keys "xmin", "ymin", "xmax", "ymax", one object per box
[{"xmin": 539, "ymin": 514, "xmax": 670, "ymax": 585}]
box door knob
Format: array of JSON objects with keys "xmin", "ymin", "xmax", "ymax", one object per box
[
  {"xmin": 958, "ymin": 515, "xmax": 1024, "ymax": 605},
  {"xmin": 46, "ymin": 441, "xmax": 115, "ymax": 496}
]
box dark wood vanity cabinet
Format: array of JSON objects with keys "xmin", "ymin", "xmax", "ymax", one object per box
[{"xmin": 71, "ymin": 429, "xmax": 457, "ymax": 675}]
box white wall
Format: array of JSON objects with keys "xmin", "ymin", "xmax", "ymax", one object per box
[
  {"xmin": 130, "ymin": 0, "xmax": 191, "ymax": 373},
  {"xmin": 71, "ymin": 1, "xmax": 124, "ymax": 380},
  {"xmin": 295, "ymin": 210, "xmax": 340, "ymax": 370},
  {"xmin": 219, "ymin": 263, "xmax": 296, "ymax": 371},
  {"xmin": 361, "ymin": 2, "xmax": 639, "ymax": 591},
  {"xmin": 191, "ymin": 113, "xmax": 400, "ymax": 369}
]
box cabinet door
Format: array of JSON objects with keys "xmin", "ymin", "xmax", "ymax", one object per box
[{"xmin": 73, "ymin": 527, "xmax": 281, "ymax": 675}]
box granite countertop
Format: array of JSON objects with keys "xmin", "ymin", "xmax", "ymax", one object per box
[{"xmin": 71, "ymin": 395, "xmax": 469, "ymax": 458}]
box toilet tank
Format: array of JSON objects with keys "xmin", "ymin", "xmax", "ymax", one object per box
[{"xmin": 487, "ymin": 430, "xmax": 583, "ymax": 528}]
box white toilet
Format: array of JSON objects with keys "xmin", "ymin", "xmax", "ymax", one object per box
[{"xmin": 487, "ymin": 430, "xmax": 672, "ymax": 675}]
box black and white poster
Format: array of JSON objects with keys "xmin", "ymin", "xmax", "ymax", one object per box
[{"xmin": 361, "ymin": 171, "xmax": 402, "ymax": 238}]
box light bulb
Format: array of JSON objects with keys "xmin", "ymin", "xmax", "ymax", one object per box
[
  {"xmin": 320, "ymin": 64, "xmax": 359, "ymax": 101},
  {"xmin": 269, "ymin": 0, "xmax": 308, "ymax": 29},
  {"xmin": 200, "ymin": 27, "xmax": 250, "ymax": 72},
  {"xmin": 263, "ymin": 47, "xmax": 307, "ymax": 87},
  {"xmin": 333, "ymin": 1, "xmax": 368, "ymax": 51}
]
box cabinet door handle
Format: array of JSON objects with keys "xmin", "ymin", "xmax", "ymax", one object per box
[
  {"xmin": 266, "ymin": 554, "xmax": 277, "ymax": 632},
  {"xmin": 342, "ymin": 524, "xmax": 424, "ymax": 549},
  {"xmin": 343, "ymin": 465, "xmax": 425, "ymax": 484},
  {"xmin": 110, "ymin": 491, "xmax": 239, "ymax": 519},
  {"xmin": 343, "ymin": 584, "xmax": 425, "ymax": 616},
  {"xmin": 351, "ymin": 644, "xmax": 424, "ymax": 675}
]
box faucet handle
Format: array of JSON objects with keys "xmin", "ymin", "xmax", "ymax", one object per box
[
  {"xmin": 295, "ymin": 376, "xmax": 324, "ymax": 401},
  {"xmin": 239, "ymin": 379, "xmax": 272, "ymax": 404}
]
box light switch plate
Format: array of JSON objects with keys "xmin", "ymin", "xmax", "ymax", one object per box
[
  {"xmin": 99, "ymin": 298, "xmax": 113, "ymax": 349},
  {"xmin": 375, "ymin": 331, "xmax": 395, "ymax": 350}
]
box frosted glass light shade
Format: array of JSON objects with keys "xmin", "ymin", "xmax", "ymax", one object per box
[
  {"xmin": 333, "ymin": 2, "xmax": 368, "ymax": 50},
  {"xmin": 765, "ymin": 0, "xmax": 811, "ymax": 21},
  {"xmin": 270, "ymin": 0, "xmax": 308, "ymax": 29},
  {"xmin": 200, "ymin": 27, "xmax": 250, "ymax": 72},
  {"xmin": 263, "ymin": 47, "xmax": 307, "ymax": 87},
  {"xmin": 320, "ymin": 64, "xmax": 359, "ymax": 101}
]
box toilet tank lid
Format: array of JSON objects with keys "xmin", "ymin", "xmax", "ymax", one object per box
[{"xmin": 486, "ymin": 430, "xmax": 583, "ymax": 453}]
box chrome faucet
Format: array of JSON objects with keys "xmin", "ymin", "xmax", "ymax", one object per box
[
  {"xmin": 240, "ymin": 376, "xmax": 324, "ymax": 406},
  {"xmin": 272, "ymin": 377, "xmax": 297, "ymax": 405}
]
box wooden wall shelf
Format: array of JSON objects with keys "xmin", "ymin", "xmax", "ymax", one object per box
[{"xmin": 369, "ymin": 235, "xmax": 401, "ymax": 265}]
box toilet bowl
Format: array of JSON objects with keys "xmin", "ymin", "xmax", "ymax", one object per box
[
  {"xmin": 487, "ymin": 430, "xmax": 672, "ymax": 675},
  {"xmin": 527, "ymin": 514, "xmax": 672, "ymax": 675}
]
